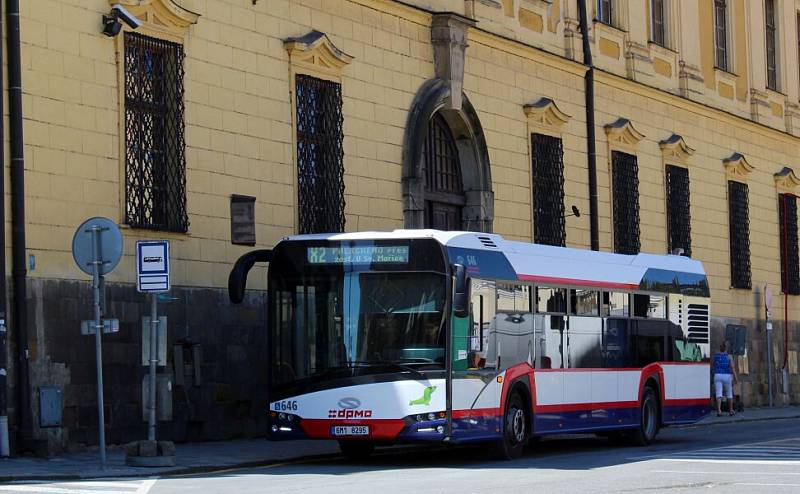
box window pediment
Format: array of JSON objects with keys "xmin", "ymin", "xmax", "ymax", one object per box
[
  {"xmin": 774, "ymin": 166, "xmax": 800, "ymax": 192},
  {"xmin": 285, "ymin": 30, "xmax": 354, "ymax": 78},
  {"xmin": 723, "ymin": 152, "xmax": 754, "ymax": 179},
  {"xmin": 111, "ymin": 0, "xmax": 199, "ymax": 31},
  {"xmin": 523, "ymin": 98, "xmax": 572, "ymax": 131},
  {"xmin": 605, "ymin": 118, "xmax": 645, "ymax": 148},
  {"xmin": 659, "ymin": 134, "xmax": 695, "ymax": 165}
]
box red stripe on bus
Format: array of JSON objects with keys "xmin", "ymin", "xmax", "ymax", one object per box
[
  {"xmin": 516, "ymin": 274, "xmax": 639, "ymax": 290},
  {"xmin": 452, "ymin": 408, "xmax": 501, "ymax": 418},
  {"xmin": 663, "ymin": 398, "xmax": 709, "ymax": 407},
  {"xmin": 534, "ymin": 401, "xmax": 639, "ymax": 413}
]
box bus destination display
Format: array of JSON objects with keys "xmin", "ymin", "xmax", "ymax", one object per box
[{"xmin": 307, "ymin": 246, "xmax": 409, "ymax": 265}]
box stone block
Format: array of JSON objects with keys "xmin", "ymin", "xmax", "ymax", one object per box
[
  {"xmin": 138, "ymin": 440, "xmax": 158, "ymax": 457},
  {"xmin": 158, "ymin": 441, "xmax": 176, "ymax": 456}
]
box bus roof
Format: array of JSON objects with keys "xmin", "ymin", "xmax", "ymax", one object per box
[{"xmin": 282, "ymin": 230, "xmax": 708, "ymax": 293}]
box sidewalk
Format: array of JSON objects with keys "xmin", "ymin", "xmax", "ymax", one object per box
[
  {"xmin": 1, "ymin": 406, "xmax": 798, "ymax": 481},
  {"xmin": 689, "ymin": 404, "xmax": 800, "ymax": 426},
  {"xmin": 0, "ymin": 438, "xmax": 339, "ymax": 482}
]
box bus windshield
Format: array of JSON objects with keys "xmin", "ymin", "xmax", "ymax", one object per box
[{"xmin": 270, "ymin": 270, "xmax": 446, "ymax": 392}]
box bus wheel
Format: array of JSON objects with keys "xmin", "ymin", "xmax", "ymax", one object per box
[
  {"xmin": 492, "ymin": 392, "xmax": 527, "ymax": 460},
  {"xmin": 338, "ymin": 441, "xmax": 375, "ymax": 460},
  {"xmin": 630, "ymin": 386, "xmax": 659, "ymax": 446}
]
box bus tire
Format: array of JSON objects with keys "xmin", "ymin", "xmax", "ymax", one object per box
[
  {"xmin": 630, "ymin": 386, "xmax": 660, "ymax": 446},
  {"xmin": 338, "ymin": 440, "xmax": 375, "ymax": 460},
  {"xmin": 492, "ymin": 391, "xmax": 528, "ymax": 460}
]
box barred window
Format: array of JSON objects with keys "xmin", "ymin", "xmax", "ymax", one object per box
[
  {"xmin": 651, "ymin": 0, "xmax": 666, "ymax": 46},
  {"xmin": 296, "ymin": 74, "xmax": 345, "ymax": 234},
  {"xmin": 779, "ymin": 194, "xmax": 800, "ymax": 295},
  {"xmin": 728, "ymin": 181, "xmax": 751, "ymax": 289},
  {"xmin": 598, "ymin": 0, "xmax": 613, "ymax": 25},
  {"xmin": 612, "ymin": 151, "xmax": 641, "ymax": 255},
  {"xmin": 423, "ymin": 113, "xmax": 464, "ymax": 231},
  {"xmin": 124, "ymin": 32, "xmax": 188, "ymax": 233},
  {"xmin": 765, "ymin": 0, "xmax": 779, "ymax": 90},
  {"xmin": 665, "ymin": 165, "xmax": 691, "ymax": 256},
  {"xmin": 714, "ymin": 0, "xmax": 728, "ymax": 70},
  {"xmin": 532, "ymin": 134, "xmax": 565, "ymax": 247}
]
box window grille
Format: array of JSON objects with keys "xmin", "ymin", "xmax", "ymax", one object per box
[
  {"xmin": 779, "ymin": 194, "xmax": 800, "ymax": 295},
  {"xmin": 651, "ymin": 0, "xmax": 666, "ymax": 46},
  {"xmin": 765, "ymin": 0, "xmax": 778, "ymax": 90},
  {"xmin": 124, "ymin": 32, "xmax": 188, "ymax": 233},
  {"xmin": 423, "ymin": 113, "xmax": 464, "ymax": 230},
  {"xmin": 612, "ymin": 151, "xmax": 640, "ymax": 255},
  {"xmin": 296, "ymin": 74, "xmax": 345, "ymax": 234},
  {"xmin": 665, "ymin": 165, "xmax": 691, "ymax": 257},
  {"xmin": 728, "ymin": 181, "xmax": 751, "ymax": 289},
  {"xmin": 598, "ymin": 0, "xmax": 613, "ymax": 25},
  {"xmin": 714, "ymin": 0, "xmax": 728, "ymax": 70},
  {"xmin": 532, "ymin": 134, "xmax": 566, "ymax": 247}
]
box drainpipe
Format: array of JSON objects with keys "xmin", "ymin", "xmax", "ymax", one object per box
[
  {"xmin": 577, "ymin": 0, "xmax": 599, "ymax": 251},
  {"xmin": 7, "ymin": 0, "xmax": 32, "ymax": 452},
  {"xmin": 0, "ymin": 0, "xmax": 8, "ymax": 458}
]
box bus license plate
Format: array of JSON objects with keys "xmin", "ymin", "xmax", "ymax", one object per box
[{"xmin": 331, "ymin": 425, "xmax": 369, "ymax": 436}]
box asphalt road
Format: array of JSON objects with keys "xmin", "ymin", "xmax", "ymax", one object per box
[{"xmin": 4, "ymin": 419, "xmax": 800, "ymax": 494}]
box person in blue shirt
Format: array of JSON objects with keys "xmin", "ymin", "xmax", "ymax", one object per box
[{"xmin": 713, "ymin": 341, "xmax": 738, "ymax": 416}]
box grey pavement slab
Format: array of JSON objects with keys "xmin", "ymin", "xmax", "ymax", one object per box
[{"xmin": 0, "ymin": 439, "xmax": 338, "ymax": 482}]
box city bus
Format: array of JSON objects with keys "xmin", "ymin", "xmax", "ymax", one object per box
[{"xmin": 229, "ymin": 230, "xmax": 711, "ymax": 459}]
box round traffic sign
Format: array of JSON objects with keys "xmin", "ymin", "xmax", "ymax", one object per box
[{"xmin": 72, "ymin": 217, "xmax": 124, "ymax": 276}]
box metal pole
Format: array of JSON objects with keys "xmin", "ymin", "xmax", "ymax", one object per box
[
  {"xmin": 90, "ymin": 226, "xmax": 107, "ymax": 469},
  {"xmin": 767, "ymin": 310, "xmax": 774, "ymax": 407},
  {"xmin": 148, "ymin": 294, "xmax": 158, "ymax": 442}
]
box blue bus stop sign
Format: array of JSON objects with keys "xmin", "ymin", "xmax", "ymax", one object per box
[{"xmin": 71, "ymin": 217, "xmax": 124, "ymax": 276}]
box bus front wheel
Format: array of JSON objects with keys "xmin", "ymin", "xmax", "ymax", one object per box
[
  {"xmin": 338, "ymin": 440, "xmax": 375, "ymax": 460},
  {"xmin": 492, "ymin": 391, "xmax": 528, "ymax": 460}
]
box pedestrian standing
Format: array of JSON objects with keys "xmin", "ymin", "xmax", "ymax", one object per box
[{"xmin": 713, "ymin": 341, "xmax": 737, "ymax": 416}]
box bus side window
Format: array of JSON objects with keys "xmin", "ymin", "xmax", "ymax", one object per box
[
  {"xmin": 633, "ymin": 294, "xmax": 649, "ymax": 318},
  {"xmin": 470, "ymin": 279, "xmax": 495, "ymax": 356},
  {"xmin": 604, "ymin": 292, "xmax": 629, "ymax": 317},
  {"xmin": 648, "ymin": 295, "xmax": 667, "ymax": 318},
  {"xmin": 571, "ymin": 289, "xmax": 599, "ymax": 316}
]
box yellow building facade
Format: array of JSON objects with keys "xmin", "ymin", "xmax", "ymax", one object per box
[{"xmin": 7, "ymin": 0, "xmax": 800, "ymax": 452}]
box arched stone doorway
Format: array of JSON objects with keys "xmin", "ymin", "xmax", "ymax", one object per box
[{"xmin": 402, "ymin": 79, "xmax": 493, "ymax": 232}]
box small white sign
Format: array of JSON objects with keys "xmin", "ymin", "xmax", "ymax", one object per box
[{"xmin": 136, "ymin": 241, "xmax": 170, "ymax": 293}]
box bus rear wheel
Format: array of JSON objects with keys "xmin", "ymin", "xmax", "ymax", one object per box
[
  {"xmin": 630, "ymin": 386, "xmax": 659, "ymax": 446},
  {"xmin": 338, "ymin": 440, "xmax": 375, "ymax": 460},
  {"xmin": 492, "ymin": 391, "xmax": 528, "ymax": 460}
]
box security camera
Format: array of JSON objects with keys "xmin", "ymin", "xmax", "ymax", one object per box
[
  {"xmin": 102, "ymin": 3, "xmax": 142, "ymax": 37},
  {"xmin": 111, "ymin": 4, "xmax": 142, "ymax": 29}
]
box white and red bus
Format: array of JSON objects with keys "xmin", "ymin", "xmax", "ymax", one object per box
[{"xmin": 229, "ymin": 230, "xmax": 711, "ymax": 459}]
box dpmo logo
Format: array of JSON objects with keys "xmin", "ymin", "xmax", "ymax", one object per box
[{"xmin": 328, "ymin": 397, "xmax": 373, "ymax": 418}]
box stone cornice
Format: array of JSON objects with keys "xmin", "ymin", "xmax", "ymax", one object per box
[
  {"xmin": 723, "ymin": 153, "xmax": 755, "ymax": 179},
  {"xmin": 774, "ymin": 167, "xmax": 800, "ymax": 192},
  {"xmin": 112, "ymin": 0, "xmax": 199, "ymax": 30},
  {"xmin": 284, "ymin": 31, "xmax": 354, "ymax": 77},
  {"xmin": 523, "ymin": 97, "xmax": 572, "ymax": 130},
  {"xmin": 604, "ymin": 118, "xmax": 645, "ymax": 148},
  {"xmin": 659, "ymin": 134, "xmax": 695, "ymax": 164}
]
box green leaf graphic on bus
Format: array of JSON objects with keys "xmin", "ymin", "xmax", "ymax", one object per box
[{"xmin": 409, "ymin": 386, "xmax": 437, "ymax": 406}]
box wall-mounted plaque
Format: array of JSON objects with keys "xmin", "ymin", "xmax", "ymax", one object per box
[{"xmin": 230, "ymin": 195, "xmax": 256, "ymax": 246}]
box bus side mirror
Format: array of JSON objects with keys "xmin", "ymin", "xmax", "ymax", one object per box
[
  {"xmin": 228, "ymin": 249, "xmax": 272, "ymax": 304},
  {"xmin": 452, "ymin": 263, "xmax": 470, "ymax": 318}
]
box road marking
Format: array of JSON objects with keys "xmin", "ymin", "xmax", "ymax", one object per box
[
  {"xmin": 0, "ymin": 478, "xmax": 157, "ymax": 494},
  {"xmin": 734, "ymin": 483, "xmax": 800, "ymax": 487},
  {"xmin": 652, "ymin": 470, "xmax": 800, "ymax": 476}
]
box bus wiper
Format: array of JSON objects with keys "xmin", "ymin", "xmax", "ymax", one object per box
[{"xmin": 347, "ymin": 361, "xmax": 428, "ymax": 381}]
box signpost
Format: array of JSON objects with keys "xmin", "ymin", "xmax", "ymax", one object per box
[
  {"xmin": 72, "ymin": 217, "xmax": 123, "ymax": 470},
  {"xmin": 136, "ymin": 241, "xmax": 170, "ymax": 444}
]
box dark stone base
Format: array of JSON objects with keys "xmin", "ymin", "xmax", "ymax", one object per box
[{"xmin": 19, "ymin": 279, "xmax": 268, "ymax": 454}]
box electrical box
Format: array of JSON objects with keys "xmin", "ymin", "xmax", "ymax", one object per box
[
  {"xmin": 725, "ymin": 324, "xmax": 747, "ymax": 356},
  {"xmin": 39, "ymin": 386, "xmax": 63, "ymax": 427}
]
